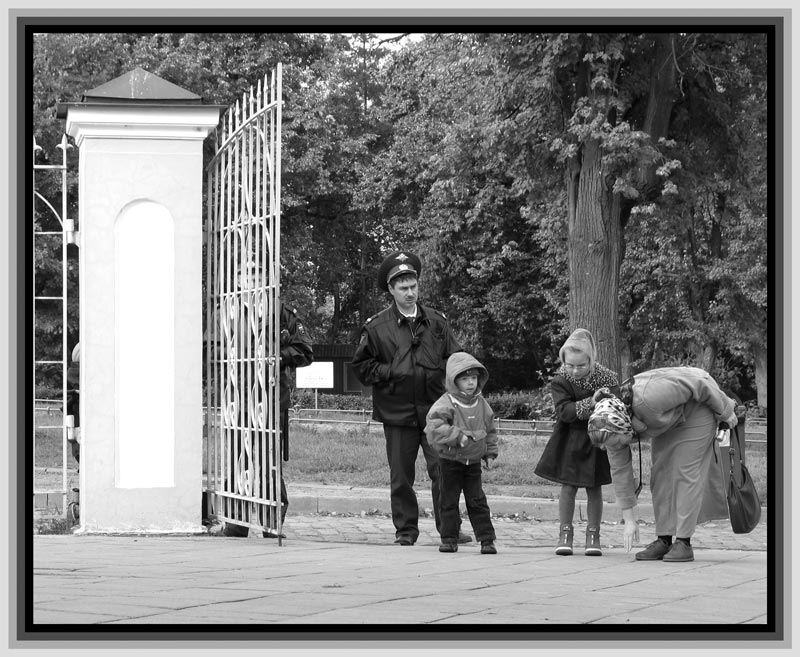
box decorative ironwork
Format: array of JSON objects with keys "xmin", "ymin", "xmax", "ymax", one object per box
[
  {"xmin": 205, "ymin": 66, "xmax": 284, "ymax": 540},
  {"xmin": 32, "ymin": 134, "xmax": 74, "ymax": 521}
]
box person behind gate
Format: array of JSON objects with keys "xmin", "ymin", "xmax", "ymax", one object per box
[
  {"xmin": 222, "ymin": 265, "xmax": 314, "ymax": 538},
  {"xmin": 424, "ymin": 352, "xmax": 498, "ymax": 554},
  {"xmin": 351, "ymin": 250, "xmax": 469, "ymax": 546}
]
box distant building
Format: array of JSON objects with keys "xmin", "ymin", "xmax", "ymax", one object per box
[{"xmin": 307, "ymin": 344, "xmax": 369, "ymax": 395}]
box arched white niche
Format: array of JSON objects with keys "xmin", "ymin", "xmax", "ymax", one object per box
[{"xmin": 115, "ymin": 200, "xmax": 175, "ymax": 488}]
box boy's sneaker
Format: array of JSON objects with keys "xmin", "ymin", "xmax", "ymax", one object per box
[
  {"xmin": 555, "ymin": 523, "xmax": 574, "ymax": 555},
  {"xmin": 480, "ymin": 540, "xmax": 497, "ymax": 554},
  {"xmin": 439, "ymin": 542, "xmax": 458, "ymax": 553}
]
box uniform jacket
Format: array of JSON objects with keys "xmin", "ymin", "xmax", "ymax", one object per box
[
  {"xmin": 351, "ymin": 303, "xmax": 461, "ymax": 427},
  {"xmin": 424, "ymin": 352, "xmax": 498, "ymax": 464},
  {"xmin": 206, "ymin": 300, "xmax": 313, "ymax": 413},
  {"xmin": 606, "ymin": 366, "xmax": 737, "ymax": 510},
  {"xmin": 279, "ymin": 303, "xmax": 314, "ymax": 411}
]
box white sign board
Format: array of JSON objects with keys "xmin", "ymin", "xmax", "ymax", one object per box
[{"xmin": 296, "ymin": 361, "xmax": 334, "ymax": 389}]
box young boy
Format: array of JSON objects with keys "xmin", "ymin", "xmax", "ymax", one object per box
[{"xmin": 425, "ymin": 352, "xmax": 499, "ymax": 554}]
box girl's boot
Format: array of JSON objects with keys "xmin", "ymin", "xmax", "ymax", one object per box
[
  {"xmin": 585, "ymin": 526, "xmax": 602, "ymax": 556},
  {"xmin": 555, "ymin": 523, "xmax": 574, "ymax": 555}
]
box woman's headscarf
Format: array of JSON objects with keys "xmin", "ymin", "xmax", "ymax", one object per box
[
  {"xmin": 588, "ymin": 396, "xmax": 634, "ymax": 446},
  {"xmin": 559, "ymin": 328, "xmax": 596, "ymax": 371}
]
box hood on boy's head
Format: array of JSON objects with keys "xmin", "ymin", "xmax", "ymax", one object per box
[
  {"xmin": 559, "ymin": 328, "xmax": 596, "ymax": 370},
  {"xmin": 445, "ymin": 352, "xmax": 488, "ymax": 395}
]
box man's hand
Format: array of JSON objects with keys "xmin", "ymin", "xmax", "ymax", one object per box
[{"xmin": 482, "ymin": 456, "xmax": 495, "ymax": 469}]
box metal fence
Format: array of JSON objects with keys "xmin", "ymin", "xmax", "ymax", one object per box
[{"xmin": 289, "ymin": 408, "xmax": 768, "ymax": 443}]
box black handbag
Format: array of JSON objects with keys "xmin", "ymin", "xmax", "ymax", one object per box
[{"xmin": 722, "ymin": 423, "xmax": 762, "ymax": 534}]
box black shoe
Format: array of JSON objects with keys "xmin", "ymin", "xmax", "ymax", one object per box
[
  {"xmin": 480, "ymin": 540, "xmax": 497, "ymax": 554},
  {"xmin": 394, "ymin": 535, "xmax": 415, "ymax": 546},
  {"xmin": 663, "ymin": 541, "xmax": 694, "ymax": 562},
  {"xmin": 262, "ymin": 530, "xmax": 287, "ymax": 539},
  {"xmin": 222, "ymin": 524, "xmax": 249, "ymax": 538},
  {"xmin": 635, "ymin": 538, "xmax": 672, "ymax": 561},
  {"xmin": 457, "ymin": 532, "xmax": 473, "ymax": 544},
  {"xmin": 439, "ymin": 542, "xmax": 458, "ymax": 553}
]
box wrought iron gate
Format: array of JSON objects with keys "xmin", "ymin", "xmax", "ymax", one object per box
[
  {"xmin": 32, "ymin": 134, "xmax": 78, "ymax": 522},
  {"xmin": 204, "ymin": 65, "xmax": 284, "ymax": 540}
]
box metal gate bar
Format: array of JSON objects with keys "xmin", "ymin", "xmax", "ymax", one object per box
[
  {"xmin": 204, "ymin": 66, "xmax": 283, "ymax": 540},
  {"xmin": 32, "ymin": 134, "xmax": 74, "ymax": 520}
]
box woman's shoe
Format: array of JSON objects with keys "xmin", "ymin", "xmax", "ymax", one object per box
[
  {"xmin": 663, "ymin": 541, "xmax": 694, "ymax": 562},
  {"xmin": 634, "ymin": 537, "xmax": 672, "ymax": 561},
  {"xmin": 439, "ymin": 542, "xmax": 458, "ymax": 553},
  {"xmin": 555, "ymin": 523, "xmax": 574, "ymax": 555},
  {"xmin": 480, "ymin": 540, "xmax": 497, "ymax": 554}
]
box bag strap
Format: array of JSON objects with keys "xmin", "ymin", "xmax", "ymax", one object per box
[
  {"xmin": 729, "ymin": 423, "xmax": 745, "ymax": 477},
  {"xmin": 634, "ymin": 434, "xmax": 643, "ymax": 498}
]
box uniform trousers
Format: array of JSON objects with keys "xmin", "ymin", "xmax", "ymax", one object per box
[{"xmin": 383, "ymin": 424, "xmax": 442, "ymax": 541}]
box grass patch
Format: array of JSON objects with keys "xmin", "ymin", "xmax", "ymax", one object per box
[
  {"xmin": 32, "ymin": 411, "xmax": 768, "ymax": 507},
  {"xmin": 283, "ymin": 423, "xmax": 768, "ymax": 506}
]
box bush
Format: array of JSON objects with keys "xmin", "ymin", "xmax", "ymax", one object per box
[
  {"xmin": 484, "ymin": 389, "xmax": 555, "ymax": 420},
  {"xmin": 292, "ymin": 390, "xmax": 372, "ymax": 411},
  {"xmin": 291, "ymin": 388, "xmax": 556, "ymax": 420}
]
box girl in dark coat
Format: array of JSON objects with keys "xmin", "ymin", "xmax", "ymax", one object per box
[{"xmin": 534, "ymin": 329, "xmax": 618, "ymax": 556}]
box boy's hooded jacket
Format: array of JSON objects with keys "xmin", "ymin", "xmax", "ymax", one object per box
[{"xmin": 424, "ymin": 352, "xmax": 498, "ymax": 464}]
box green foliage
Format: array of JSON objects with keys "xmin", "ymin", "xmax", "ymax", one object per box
[
  {"xmin": 291, "ymin": 389, "xmax": 556, "ymax": 420},
  {"xmin": 292, "ymin": 390, "xmax": 372, "ymax": 411},
  {"xmin": 484, "ymin": 390, "xmax": 555, "ymax": 421},
  {"xmin": 31, "ymin": 31, "xmax": 769, "ymax": 397}
]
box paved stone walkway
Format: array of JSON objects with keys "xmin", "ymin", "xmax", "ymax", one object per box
[{"xmin": 32, "ymin": 512, "xmax": 771, "ymax": 630}]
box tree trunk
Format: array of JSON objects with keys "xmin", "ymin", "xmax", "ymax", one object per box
[
  {"xmin": 753, "ymin": 342, "xmax": 768, "ymax": 408},
  {"xmin": 620, "ymin": 338, "xmax": 633, "ymax": 381},
  {"xmin": 637, "ymin": 33, "xmax": 677, "ymax": 194},
  {"xmin": 327, "ymin": 284, "xmax": 341, "ymax": 342},
  {"xmin": 699, "ymin": 341, "xmax": 717, "ymax": 373},
  {"xmin": 567, "ymin": 138, "xmax": 623, "ymax": 377}
]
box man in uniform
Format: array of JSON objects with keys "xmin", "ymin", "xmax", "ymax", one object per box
[{"xmin": 352, "ymin": 250, "xmax": 468, "ymax": 546}]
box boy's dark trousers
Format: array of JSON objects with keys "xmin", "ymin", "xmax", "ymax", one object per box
[{"xmin": 439, "ymin": 458, "xmax": 495, "ymax": 543}]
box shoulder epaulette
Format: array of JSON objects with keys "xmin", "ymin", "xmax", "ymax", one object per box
[{"xmin": 364, "ymin": 309, "xmax": 385, "ymax": 325}]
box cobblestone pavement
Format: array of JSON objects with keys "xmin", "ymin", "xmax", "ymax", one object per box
[
  {"xmin": 270, "ymin": 512, "xmax": 768, "ymax": 552},
  {"xmin": 29, "ymin": 473, "xmax": 777, "ymax": 639},
  {"xmin": 31, "ymin": 510, "xmax": 774, "ymax": 636}
]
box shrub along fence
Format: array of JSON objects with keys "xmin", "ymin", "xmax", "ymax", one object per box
[{"xmin": 290, "ymin": 391, "xmax": 768, "ymax": 443}]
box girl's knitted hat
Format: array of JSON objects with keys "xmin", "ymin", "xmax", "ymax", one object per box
[{"xmin": 559, "ymin": 328, "xmax": 596, "ymax": 369}]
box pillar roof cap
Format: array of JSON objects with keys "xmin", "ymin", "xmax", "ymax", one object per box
[{"xmin": 82, "ymin": 67, "xmax": 202, "ymax": 104}]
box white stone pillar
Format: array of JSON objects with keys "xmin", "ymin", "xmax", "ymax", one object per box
[{"xmin": 66, "ymin": 102, "xmax": 219, "ymax": 533}]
